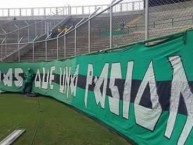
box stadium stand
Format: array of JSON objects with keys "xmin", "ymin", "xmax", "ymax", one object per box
[
  {"xmin": 0, "ymin": 0, "xmax": 193, "ymax": 62},
  {"xmin": 1, "ymin": 16, "xmax": 71, "ymax": 61}
]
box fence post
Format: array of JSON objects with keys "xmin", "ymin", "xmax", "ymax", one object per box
[
  {"xmin": 35, "ymin": 21, "xmax": 37, "ymax": 36},
  {"xmin": 18, "ymin": 42, "xmax": 20, "ymax": 62},
  {"xmin": 5, "ymin": 35, "xmax": 7, "ymax": 56},
  {"xmin": 0, "ymin": 44, "xmax": 2, "ymax": 62},
  {"xmin": 109, "ymin": 0, "xmax": 123, "ymax": 49},
  {"xmin": 45, "ymin": 38, "xmax": 47, "ymax": 61},
  {"xmin": 88, "ymin": 19, "xmax": 91, "ymax": 53},
  {"xmin": 18, "ymin": 37, "xmax": 23, "ymax": 62},
  {"xmin": 57, "ymin": 30, "xmax": 65, "ymax": 60},
  {"xmin": 64, "ymin": 34, "xmax": 66, "ymax": 58},
  {"xmin": 45, "ymin": 33, "xmax": 52, "ymax": 61},
  {"xmin": 57, "ymin": 36, "xmax": 59, "ymax": 60},
  {"xmin": 88, "ymin": 8, "xmax": 100, "ymax": 53},
  {"xmin": 32, "ymin": 36, "xmax": 39, "ymax": 62},
  {"xmin": 1, "ymin": 29, "xmax": 7, "ymax": 57},
  {"xmin": 25, "ymin": 21, "xmax": 30, "ymax": 41},
  {"xmin": 32, "ymin": 41, "xmax": 35, "ymax": 61},
  {"xmin": 120, "ymin": 3, "xmax": 123, "ymax": 12},
  {"xmin": 171, "ymin": 18, "xmax": 174, "ymax": 27},
  {"xmin": 82, "ymin": 6, "xmax": 84, "ymax": 15},
  {"xmin": 110, "ymin": 0, "xmax": 116, "ymax": 49},
  {"xmin": 68, "ymin": 5, "xmax": 71, "ymax": 15},
  {"xmin": 132, "ymin": 2, "xmax": 135, "ymax": 11},
  {"xmin": 75, "ymin": 18, "xmax": 85, "ymax": 56},
  {"xmin": 63, "ymin": 26, "xmax": 72, "ymax": 59},
  {"xmin": 15, "ymin": 24, "xmax": 20, "ymax": 42},
  {"xmin": 8, "ymin": 9, "xmax": 10, "ymax": 17},
  {"xmin": 0, "ymin": 38, "xmax": 6, "ymax": 62},
  {"xmin": 31, "ymin": 8, "xmax": 34, "ymax": 16},
  {"xmin": 28, "ymin": 24, "xmax": 30, "ymax": 41},
  {"xmin": 19, "ymin": 8, "xmax": 21, "ymax": 16},
  {"xmin": 192, "ymin": 15, "xmax": 193, "ymax": 24},
  {"xmin": 145, "ymin": 0, "xmax": 149, "ymax": 41},
  {"xmin": 74, "ymin": 28, "xmax": 77, "ymax": 56}
]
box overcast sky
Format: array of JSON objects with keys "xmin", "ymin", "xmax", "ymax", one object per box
[{"xmin": 0, "ymin": 0, "xmax": 141, "ymax": 8}]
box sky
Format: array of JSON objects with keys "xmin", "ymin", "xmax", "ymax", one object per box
[{"xmin": 0, "ymin": 0, "xmax": 112, "ymax": 8}]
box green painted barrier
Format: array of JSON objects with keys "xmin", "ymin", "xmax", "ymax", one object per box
[{"xmin": 1, "ymin": 29, "xmax": 193, "ymax": 145}]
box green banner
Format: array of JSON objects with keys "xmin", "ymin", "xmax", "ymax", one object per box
[{"xmin": 1, "ymin": 29, "xmax": 193, "ymax": 145}]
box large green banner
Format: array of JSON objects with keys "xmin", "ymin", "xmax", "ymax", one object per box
[{"xmin": 1, "ymin": 29, "xmax": 193, "ymax": 145}]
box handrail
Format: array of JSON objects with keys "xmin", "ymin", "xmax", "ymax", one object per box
[
  {"xmin": 1, "ymin": 38, "xmax": 6, "ymax": 44},
  {"xmin": 66, "ymin": 0, "xmax": 124, "ymax": 34},
  {"xmin": 33, "ymin": 35, "xmax": 39, "ymax": 41},
  {"xmin": 1, "ymin": 28, "xmax": 6, "ymax": 34},
  {"xmin": 18, "ymin": 37, "xmax": 23, "ymax": 43},
  {"xmin": 89, "ymin": 8, "xmax": 100, "ymax": 18}
]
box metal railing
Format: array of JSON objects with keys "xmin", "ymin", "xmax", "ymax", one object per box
[
  {"xmin": 0, "ymin": 14, "xmax": 69, "ymax": 48},
  {"xmin": 0, "ymin": 1, "xmax": 143, "ymax": 17},
  {"xmin": 0, "ymin": 0, "xmax": 193, "ymax": 62}
]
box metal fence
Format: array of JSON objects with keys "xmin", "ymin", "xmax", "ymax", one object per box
[
  {"xmin": 147, "ymin": 0, "xmax": 193, "ymax": 39},
  {"xmin": 0, "ymin": 0, "xmax": 193, "ymax": 62},
  {"xmin": 0, "ymin": 1, "xmax": 143, "ymax": 17}
]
